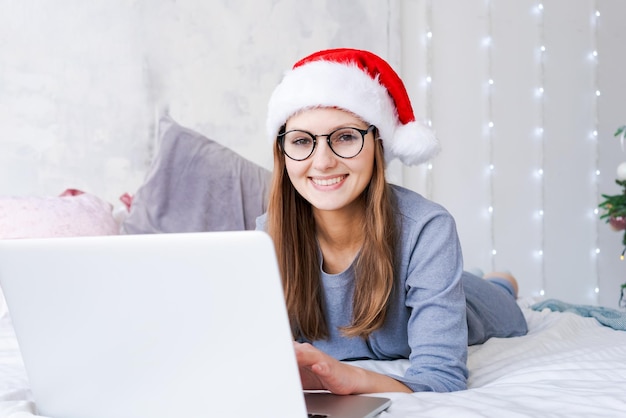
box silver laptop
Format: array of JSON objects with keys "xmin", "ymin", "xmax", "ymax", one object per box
[{"xmin": 0, "ymin": 231, "xmax": 390, "ymax": 418}]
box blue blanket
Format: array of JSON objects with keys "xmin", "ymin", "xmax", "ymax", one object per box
[{"xmin": 531, "ymin": 299, "xmax": 626, "ymax": 331}]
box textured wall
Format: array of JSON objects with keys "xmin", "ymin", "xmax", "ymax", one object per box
[
  {"xmin": 0, "ymin": 0, "xmax": 396, "ymax": 202},
  {"xmin": 2, "ymin": 0, "xmax": 626, "ymax": 307}
]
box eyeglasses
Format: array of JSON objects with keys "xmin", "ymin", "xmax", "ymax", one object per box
[{"xmin": 278, "ymin": 125, "xmax": 375, "ymax": 161}]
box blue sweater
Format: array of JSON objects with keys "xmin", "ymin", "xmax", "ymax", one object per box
[{"xmin": 257, "ymin": 184, "xmax": 527, "ymax": 392}]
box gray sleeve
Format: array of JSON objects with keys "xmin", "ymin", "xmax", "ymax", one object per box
[{"xmin": 389, "ymin": 195, "xmax": 469, "ymax": 392}]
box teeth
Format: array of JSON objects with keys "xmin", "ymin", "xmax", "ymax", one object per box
[{"xmin": 312, "ymin": 176, "xmax": 344, "ymax": 186}]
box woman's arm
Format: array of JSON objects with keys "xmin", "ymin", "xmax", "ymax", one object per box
[{"xmin": 398, "ymin": 209, "xmax": 469, "ymax": 392}]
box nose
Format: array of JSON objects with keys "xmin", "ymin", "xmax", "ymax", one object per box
[{"xmin": 311, "ymin": 138, "xmax": 337, "ymax": 170}]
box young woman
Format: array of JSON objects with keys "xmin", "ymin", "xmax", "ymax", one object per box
[{"xmin": 256, "ymin": 48, "xmax": 527, "ymax": 394}]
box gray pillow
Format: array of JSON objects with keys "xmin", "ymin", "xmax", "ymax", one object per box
[{"xmin": 121, "ymin": 116, "xmax": 271, "ymax": 234}]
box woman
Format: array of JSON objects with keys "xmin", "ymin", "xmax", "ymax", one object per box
[{"xmin": 256, "ymin": 48, "xmax": 527, "ymax": 394}]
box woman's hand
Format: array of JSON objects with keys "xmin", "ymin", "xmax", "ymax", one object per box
[
  {"xmin": 294, "ymin": 341, "xmax": 358, "ymax": 394},
  {"xmin": 293, "ymin": 342, "xmax": 412, "ymax": 395}
]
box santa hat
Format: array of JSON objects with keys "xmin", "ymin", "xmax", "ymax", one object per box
[{"xmin": 266, "ymin": 48, "xmax": 440, "ymax": 166}]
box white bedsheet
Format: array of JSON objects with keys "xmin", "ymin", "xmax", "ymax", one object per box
[{"xmin": 1, "ymin": 299, "xmax": 625, "ymax": 418}]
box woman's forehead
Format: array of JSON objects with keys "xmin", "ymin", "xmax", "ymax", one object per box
[{"xmin": 286, "ymin": 107, "xmax": 368, "ymax": 129}]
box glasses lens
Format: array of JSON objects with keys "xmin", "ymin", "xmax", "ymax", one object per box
[
  {"xmin": 328, "ymin": 128, "xmax": 364, "ymax": 158},
  {"xmin": 281, "ymin": 131, "xmax": 315, "ymax": 160}
]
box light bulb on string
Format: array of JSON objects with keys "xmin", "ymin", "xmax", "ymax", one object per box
[
  {"xmin": 537, "ymin": 0, "xmax": 547, "ymax": 300},
  {"xmin": 591, "ymin": 2, "xmax": 601, "ymax": 302},
  {"xmin": 423, "ymin": 0, "xmax": 434, "ymax": 200},
  {"xmin": 484, "ymin": 0, "xmax": 496, "ymax": 271}
]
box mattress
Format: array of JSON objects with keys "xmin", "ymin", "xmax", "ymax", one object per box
[{"xmin": 1, "ymin": 298, "xmax": 625, "ymax": 417}]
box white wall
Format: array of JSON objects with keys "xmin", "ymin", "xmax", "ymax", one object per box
[
  {"xmin": 1, "ymin": 0, "xmax": 625, "ymax": 307},
  {"xmin": 400, "ymin": 0, "xmax": 626, "ymax": 307}
]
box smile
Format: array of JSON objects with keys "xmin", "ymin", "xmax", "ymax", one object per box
[{"xmin": 311, "ymin": 175, "xmax": 346, "ymax": 186}]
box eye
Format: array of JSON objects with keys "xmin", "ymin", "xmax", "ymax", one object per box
[
  {"xmin": 291, "ymin": 136, "xmax": 312, "ymax": 147},
  {"xmin": 285, "ymin": 131, "xmax": 313, "ymax": 147},
  {"xmin": 332, "ymin": 128, "xmax": 360, "ymax": 144}
]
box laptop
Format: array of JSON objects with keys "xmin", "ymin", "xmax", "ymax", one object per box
[{"xmin": 0, "ymin": 231, "xmax": 390, "ymax": 418}]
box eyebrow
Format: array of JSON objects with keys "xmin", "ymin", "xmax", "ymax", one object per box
[{"xmin": 285, "ymin": 122, "xmax": 368, "ymax": 133}]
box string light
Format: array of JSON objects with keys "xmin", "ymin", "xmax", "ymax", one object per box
[
  {"xmin": 537, "ymin": 1, "xmax": 546, "ymax": 298},
  {"xmin": 591, "ymin": 1, "xmax": 601, "ymax": 302},
  {"xmin": 417, "ymin": 1, "xmax": 604, "ymax": 302},
  {"xmin": 485, "ymin": 0, "xmax": 496, "ymax": 270},
  {"xmin": 424, "ymin": 0, "xmax": 434, "ymax": 199}
]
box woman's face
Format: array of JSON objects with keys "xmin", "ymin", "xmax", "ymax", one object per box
[{"xmin": 283, "ymin": 107, "xmax": 375, "ymax": 213}]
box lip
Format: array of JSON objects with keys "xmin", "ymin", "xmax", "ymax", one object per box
[{"xmin": 310, "ymin": 175, "xmax": 347, "ymax": 188}]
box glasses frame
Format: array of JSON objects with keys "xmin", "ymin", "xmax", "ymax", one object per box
[{"xmin": 278, "ymin": 125, "xmax": 375, "ymax": 161}]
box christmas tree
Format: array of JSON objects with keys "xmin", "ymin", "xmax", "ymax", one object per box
[{"xmin": 598, "ymin": 125, "xmax": 626, "ymax": 307}]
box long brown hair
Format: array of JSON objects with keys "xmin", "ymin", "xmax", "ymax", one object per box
[{"xmin": 267, "ymin": 128, "xmax": 398, "ymax": 340}]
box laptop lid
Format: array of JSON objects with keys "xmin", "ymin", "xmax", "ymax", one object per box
[{"xmin": 0, "ymin": 231, "xmax": 390, "ymax": 418}]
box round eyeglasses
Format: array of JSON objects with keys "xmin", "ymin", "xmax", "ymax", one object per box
[{"xmin": 278, "ymin": 125, "xmax": 375, "ymax": 161}]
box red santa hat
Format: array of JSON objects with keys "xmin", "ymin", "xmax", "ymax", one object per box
[{"xmin": 266, "ymin": 48, "xmax": 440, "ymax": 166}]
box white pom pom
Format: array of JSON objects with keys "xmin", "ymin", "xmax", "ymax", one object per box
[
  {"xmin": 388, "ymin": 121, "xmax": 440, "ymax": 166},
  {"xmin": 617, "ymin": 162, "xmax": 626, "ymax": 181}
]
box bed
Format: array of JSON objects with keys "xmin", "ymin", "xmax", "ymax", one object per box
[
  {"xmin": 1, "ymin": 117, "xmax": 626, "ymax": 417},
  {"xmin": 2, "ymin": 298, "xmax": 626, "ymax": 417}
]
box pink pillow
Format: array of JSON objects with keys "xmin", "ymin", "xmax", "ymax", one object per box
[
  {"xmin": 0, "ymin": 192, "xmax": 120, "ymax": 239},
  {"xmin": 0, "ymin": 191, "xmax": 121, "ymax": 317}
]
